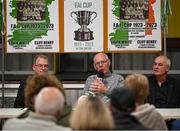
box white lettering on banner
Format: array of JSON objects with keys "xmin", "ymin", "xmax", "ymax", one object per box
[{"xmin": 75, "ymin": 2, "xmax": 92, "ymax": 8}]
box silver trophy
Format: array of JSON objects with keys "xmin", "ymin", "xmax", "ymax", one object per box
[{"xmin": 71, "ymin": 10, "xmax": 97, "ymax": 41}]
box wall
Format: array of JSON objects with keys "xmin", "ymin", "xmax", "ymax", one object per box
[{"xmin": 168, "ymin": 0, "xmax": 180, "ymax": 38}]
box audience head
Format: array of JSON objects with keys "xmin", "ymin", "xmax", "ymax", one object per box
[
  {"xmin": 32, "ymin": 54, "xmax": 49, "ymax": 75},
  {"xmin": 25, "ymin": 74, "xmax": 65, "ymax": 108},
  {"xmin": 70, "ymin": 96, "xmax": 114, "ymax": 130},
  {"xmin": 76, "ymin": 95, "xmax": 89, "ymax": 106},
  {"xmin": 93, "ymin": 53, "xmax": 111, "ymax": 74},
  {"xmin": 153, "ymin": 55, "xmax": 171, "ymax": 76},
  {"xmin": 35, "ymin": 87, "xmax": 65, "ymax": 118},
  {"xmin": 109, "ymin": 87, "xmax": 136, "ymax": 113},
  {"xmin": 124, "ymin": 73, "xmax": 149, "ymax": 105}
]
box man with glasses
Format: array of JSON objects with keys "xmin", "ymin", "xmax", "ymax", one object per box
[
  {"xmin": 14, "ymin": 54, "xmax": 49, "ymax": 108},
  {"xmin": 84, "ymin": 53, "xmax": 124, "ymax": 103}
]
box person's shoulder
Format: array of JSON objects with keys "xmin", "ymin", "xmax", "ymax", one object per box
[
  {"xmin": 167, "ymin": 75, "xmax": 179, "ymax": 80},
  {"xmin": 19, "ymin": 76, "xmax": 29, "ymax": 85},
  {"xmin": 133, "ymin": 103, "xmax": 154, "ymax": 115},
  {"xmin": 3, "ymin": 117, "xmax": 25, "ymax": 128},
  {"xmin": 19, "ymin": 79, "xmax": 26, "ymax": 85},
  {"xmin": 112, "ymin": 73, "xmax": 124, "ymax": 79},
  {"xmin": 143, "ymin": 103, "xmax": 164, "ymax": 119},
  {"xmin": 148, "ymin": 75, "xmax": 156, "ymax": 81},
  {"xmin": 111, "ymin": 73, "xmax": 122, "ymax": 76},
  {"xmin": 18, "ymin": 79, "xmax": 27, "ymax": 89},
  {"xmin": 166, "ymin": 75, "xmax": 180, "ymax": 83},
  {"xmin": 167, "ymin": 75, "xmax": 180, "ymax": 88},
  {"xmin": 55, "ymin": 126, "xmax": 72, "ymax": 131},
  {"xmin": 148, "ymin": 75, "xmax": 154, "ymax": 79}
]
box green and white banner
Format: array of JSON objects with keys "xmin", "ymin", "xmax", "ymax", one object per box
[
  {"xmin": 108, "ymin": 0, "xmax": 161, "ymax": 52},
  {"xmin": 6, "ymin": 0, "xmax": 60, "ymax": 53}
]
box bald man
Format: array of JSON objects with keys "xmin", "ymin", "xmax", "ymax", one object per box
[
  {"xmin": 3, "ymin": 87, "xmax": 71, "ymax": 130},
  {"xmin": 84, "ymin": 53, "xmax": 124, "ymax": 103},
  {"xmin": 34, "ymin": 87, "xmax": 65, "ymax": 119}
]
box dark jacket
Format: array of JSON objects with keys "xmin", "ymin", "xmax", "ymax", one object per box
[
  {"xmin": 147, "ymin": 75, "xmax": 180, "ymax": 108},
  {"xmin": 112, "ymin": 111, "xmax": 149, "ymax": 130},
  {"xmin": 14, "ymin": 80, "xmax": 26, "ymax": 108}
]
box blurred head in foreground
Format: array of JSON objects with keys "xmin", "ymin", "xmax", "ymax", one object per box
[
  {"xmin": 70, "ymin": 96, "xmax": 114, "ymax": 130},
  {"xmin": 109, "ymin": 87, "xmax": 136, "ymax": 113},
  {"xmin": 35, "ymin": 87, "xmax": 65, "ymax": 118},
  {"xmin": 124, "ymin": 73, "xmax": 149, "ymax": 105},
  {"xmin": 25, "ymin": 74, "xmax": 65, "ymax": 110}
]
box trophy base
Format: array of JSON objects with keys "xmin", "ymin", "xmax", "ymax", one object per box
[{"xmin": 74, "ymin": 31, "xmax": 94, "ymax": 41}]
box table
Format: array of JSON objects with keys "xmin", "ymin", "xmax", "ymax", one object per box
[
  {"xmin": 156, "ymin": 108, "xmax": 180, "ymax": 119},
  {"xmin": 0, "ymin": 108, "xmax": 26, "ymax": 119}
]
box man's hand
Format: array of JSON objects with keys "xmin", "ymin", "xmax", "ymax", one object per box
[{"xmin": 90, "ymin": 78, "xmax": 108, "ymax": 94}]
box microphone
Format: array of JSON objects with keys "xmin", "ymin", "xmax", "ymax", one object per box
[
  {"xmin": 97, "ymin": 71, "xmax": 104, "ymax": 79},
  {"xmin": 85, "ymin": 71, "xmax": 104, "ymax": 97}
]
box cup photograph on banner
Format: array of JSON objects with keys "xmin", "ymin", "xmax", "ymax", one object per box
[
  {"xmin": 108, "ymin": 0, "xmax": 161, "ymax": 52},
  {"xmin": 6, "ymin": 0, "xmax": 60, "ymax": 53},
  {"xmin": 64, "ymin": 0, "xmax": 104, "ymax": 52}
]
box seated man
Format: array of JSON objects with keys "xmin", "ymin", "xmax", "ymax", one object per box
[
  {"xmin": 3, "ymin": 87, "xmax": 71, "ymax": 130},
  {"xmin": 14, "ymin": 54, "xmax": 49, "ymax": 108},
  {"xmin": 147, "ymin": 55, "xmax": 180, "ymax": 108},
  {"xmin": 84, "ymin": 53, "xmax": 124, "ymax": 103},
  {"xmin": 147, "ymin": 55, "xmax": 180, "ymax": 129}
]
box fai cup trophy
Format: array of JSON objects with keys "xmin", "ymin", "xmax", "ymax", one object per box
[{"xmin": 71, "ymin": 10, "xmax": 97, "ymax": 41}]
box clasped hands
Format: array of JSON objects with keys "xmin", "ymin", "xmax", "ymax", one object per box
[{"xmin": 89, "ymin": 77, "xmax": 107, "ymax": 94}]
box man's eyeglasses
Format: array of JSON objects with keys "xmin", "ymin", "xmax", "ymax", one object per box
[
  {"xmin": 35, "ymin": 64, "xmax": 49, "ymax": 68},
  {"xmin": 153, "ymin": 62, "xmax": 167, "ymax": 67},
  {"xmin": 94, "ymin": 60, "xmax": 108, "ymax": 66}
]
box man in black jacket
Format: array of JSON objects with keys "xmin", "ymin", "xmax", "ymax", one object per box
[
  {"xmin": 147, "ymin": 55, "xmax": 180, "ymax": 108},
  {"xmin": 147, "ymin": 55, "xmax": 180, "ymax": 130},
  {"xmin": 14, "ymin": 54, "xmax": 49, "ymax": 108}
]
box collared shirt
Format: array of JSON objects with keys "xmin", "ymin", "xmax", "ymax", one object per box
[
  {"xmin": 154, "ymin": 80, "xmax": 168, "ymax": 108},
  {"xmin": 148, "ymin": 75, "xmax": 180, "ymax": 108}
]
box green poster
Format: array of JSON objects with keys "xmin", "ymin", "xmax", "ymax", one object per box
[
  {"xmin": 6, "ymin": 0, "xmax": 59, "ymax": 53},
  {"xmin": 108, "ymin": 0, "xmax": 161, "ymax": 52}
]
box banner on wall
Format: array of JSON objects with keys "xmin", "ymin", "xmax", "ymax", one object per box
[
  {"xmin": 64, "ymin": 0, "xmax": 104, "ymax": 52},
  {"xmin": 108, "ymin": 0, "xmax": 161, "ymax": 52},
  {"xmin": 6, "ymin": 0, "xmax": 60, "ymax": 53}
]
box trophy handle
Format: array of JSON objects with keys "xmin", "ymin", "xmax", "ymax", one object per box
[
  {"xmin": 71, "ymin": 11, "xmax": 78, "ymax": 23},
  {"xmin": 90, "ymin": 12, "xmax": 97, "ymax": 23}
]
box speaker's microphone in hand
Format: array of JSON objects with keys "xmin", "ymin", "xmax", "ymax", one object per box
[
  {"xmin": 86, "ymin": 71, "xmax": 104, "ymax": 97},
  {"xmin": 97, "ymin": 71, "xmax": 104, "ymax": 79}
]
